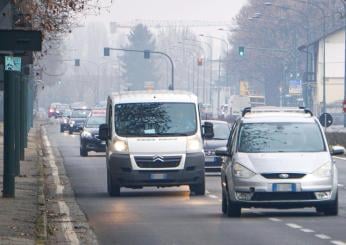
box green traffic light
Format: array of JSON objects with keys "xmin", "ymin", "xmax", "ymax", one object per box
[{"xmin": 239, "ymin": 46, "xmax": 245, "ymax": 57}]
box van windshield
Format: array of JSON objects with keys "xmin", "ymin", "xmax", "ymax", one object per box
[
  {"xmin": 114, "ymin": 102, "xmax": 197, "ymax": 137},
  {"xmin": 238, "ymin": 122, "xmax": 326, "ymax": 153}
]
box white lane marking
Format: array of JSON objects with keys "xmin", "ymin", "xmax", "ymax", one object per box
[
  {"xmin": 300, "ymin": 229, "xmax": 315, "ymax": 233},
  {"xmin": 315, "ymin": 234, "xmax": 331, "ymax": 240},
  {"xmin": 208, "ymin": 194, "xmax": 218, "ymax": 199},
  {"xmin": 268, "ymin": 218, "xmax": 282, "ymax": 222},
  {"xmin": 42, "ymin": 127, "xmax": 80, "ymax": 244},
  {"xmin": 331, "ymin": 241, "xmax": 346, "ymax": 245},
  {"xmin": 334, "ymin": 156, "xmax": 346, "ymax": 161},
  {"xmin": 286, "ymin": 223, "xmax": 302, "ymax": 229}
]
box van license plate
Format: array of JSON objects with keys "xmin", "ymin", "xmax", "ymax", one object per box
[
  {"xmin": 150, "ymin": 173, "xmax": 167, "ymax": 180},
  {"xmin": 272, "ymin": 183, "xmax": 296, "ymax": 192}
]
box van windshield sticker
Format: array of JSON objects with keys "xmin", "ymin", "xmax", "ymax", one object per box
[{"xmin": 144, "ymin": 129, "xmax": 156, "ymax": 134}]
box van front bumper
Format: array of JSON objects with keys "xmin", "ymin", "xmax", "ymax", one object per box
[{"xmin": 108, "ymin": 152, "xmax": 205, "ymax": 188}]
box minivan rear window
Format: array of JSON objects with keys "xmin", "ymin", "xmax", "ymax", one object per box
[{"xmin": 238, "ymin": 122, "xmax": 326, "ymax": 153}]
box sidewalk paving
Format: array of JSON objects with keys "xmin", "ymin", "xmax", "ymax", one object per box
[{"xmin": 0, "ymin": 123, "xmax": 41, "ymax": 244}]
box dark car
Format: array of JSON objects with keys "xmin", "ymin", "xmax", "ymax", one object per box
[
  {"xmin": 202, "ymin": 120, "xmax": 231, "ymax": 172},
  {"xmin": 54, "ymin": 104, "xmax": 70, "ymax": 118},
  {"xmin": 80, "ymin": 116, "xmax": 106, "ymax": 156},
  {"xmin": 68, "ymin": 108, "xmax": 91, "ymax": 134},
  {"xmin": 60, "ymin": 109, "xmax": 72, "ymax": 132}
]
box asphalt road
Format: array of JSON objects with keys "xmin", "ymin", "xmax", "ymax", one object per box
[{"xmin": 46, "ymin": 124, "xmax": 346, "ymax": 245}]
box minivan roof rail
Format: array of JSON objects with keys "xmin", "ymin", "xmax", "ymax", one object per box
[{"xmin": 242, "ymin": 106, "xmax": 313, "ymax": 117}]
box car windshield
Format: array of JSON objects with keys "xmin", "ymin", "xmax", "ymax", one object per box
[
  {"xmin": 238, "ymin": 122, "xmax": 326, "ymax": 153},
  {"xmin": 114, "ymin": 102, "xmax": 197, "ymax": 137},
  {"xmin": 86, "ymin": 116, "xmax": 105, "ymax": 128},
  {"xmin": 212, "ymin": 122, "xmax": 230, "ymax": 140},
  {"xmin": 63, "ymin": 110, "xmax": 72, "ymax": 116},
  {"xmin": 71, "ymin": 110, "xmax": 90, "ymax": 118}
]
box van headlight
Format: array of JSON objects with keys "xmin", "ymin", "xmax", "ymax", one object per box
[
  {"xmin": 312, "ymin": 162, "xmax": 332, "ymax": 178},
  {"xmin": 186, "ymin": 135, "xmax": 202, "ymax": 153},
  {"xmin": 233, "ymin": 163, "xmax": 256, "ymax": 178},
  {"xmin": 113, "ymin": 140, "xmax": 129, "ymax": 153}
]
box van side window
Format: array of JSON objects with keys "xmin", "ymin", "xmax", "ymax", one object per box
[{"xmin": 108, "ymin": 105, "xmax": 112, "ymax": 135}]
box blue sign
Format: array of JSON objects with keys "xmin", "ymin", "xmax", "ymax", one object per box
[
  {"xmin": 5, "ymin": 56, "xmax": 21, "ymax": 72},
  {"xmin": 288, "ymin": 80, "xmax": 302, "ymax": 95}
]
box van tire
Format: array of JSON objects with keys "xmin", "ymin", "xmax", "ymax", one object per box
[
  {"xmin": 190, "ymin": 178, "xmax": 205, "ymax": 196},
  {"xmin": 107, "ymin": 169, "xmax": 120, "ymax": 197},
  {"xmin": 222, "ymin": 189, "xmax": 227, "ymax": 214},
  {"xmin": 316, "ymin": 194, "xmax": 338, "ymax": 216}
]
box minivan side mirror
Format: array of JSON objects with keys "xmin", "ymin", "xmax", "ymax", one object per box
[
  {"xmin": 202, "ymin": 121, "xmax": 214, "ymax": 139},
  {"xmin": 215, "ymin": 147, "xmax": 231, "ymax": 157},
  {"xmin": 99, "ymin": 124, "xmax": 109, "ymax": 140},
  {"xmin": 331, "ymin": 145, "xmax": 345, "ymax": 156}
]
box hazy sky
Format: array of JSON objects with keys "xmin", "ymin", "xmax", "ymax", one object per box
[{"xmin": 110, "ymin": 0, "xmax": 248, "ymax": 22}]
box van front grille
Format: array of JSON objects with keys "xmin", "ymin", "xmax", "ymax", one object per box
[{"xmin": 134, "ymin": 156, "xmax": 181, "ymax": 168}]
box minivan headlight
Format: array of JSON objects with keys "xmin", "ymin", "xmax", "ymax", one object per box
[
  {"xmin": 233, "ymin": 163, "xmax": 256, "ymax": 178},
  {"xmin": 187, "ymin": 135, "xmax": 202, "ymax": 153},
  {"xmin": 113, "ymin": 140, "xmax": 129, "ymax": 153},
  {"xmin": 312, "ymin": 162, "xmax": 332, "ymax": 178}
]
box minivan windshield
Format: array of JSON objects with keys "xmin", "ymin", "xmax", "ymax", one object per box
[
  {"xmin": 114, "ymin": 102, "xmax": 197, "ymax": 137},
  {"xmin": 238, "ymin": 122, "xmax": 325, "ymax": 153}
]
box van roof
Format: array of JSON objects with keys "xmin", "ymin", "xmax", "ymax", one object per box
[{"xmin": 108, "ymin": 90, "xmax": 198, "ymax": 104}]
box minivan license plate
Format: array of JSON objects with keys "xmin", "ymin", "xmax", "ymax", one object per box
[
  {"xmin": 150, "ymin": 173, "xmax": 167, "ymax": 180},
  {"xmin": 272, "ymin": 183, "xmax": 296, "ymax": 192}
]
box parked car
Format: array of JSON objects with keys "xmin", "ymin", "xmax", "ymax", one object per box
[
  {"xmin": 216, "ymin": 107, "xmax": 344, "ymax": 217},
  {"xmin": 202, "ymin": 120, "xmax": 231, "ymax": 172},
  {"xmin": 59, "ymin": 109, "xmax": 72, "ymax": 132},
  {"xmin": 80, "ymin": 115, "xmax": 106, "ymax": 157},
  {"xmin": 54, "ymin": 104, "xmax": 70, "ymax": 118},
  {"xmin": 68, "ymin": 108, "xmax": 91, "ymax": 134}
]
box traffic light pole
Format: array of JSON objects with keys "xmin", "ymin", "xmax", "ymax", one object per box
[{"xmin": 14, "ymin": 73, "xmax": 20, "ymax": 176}]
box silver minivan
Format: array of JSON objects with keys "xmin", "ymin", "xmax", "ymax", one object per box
[{"xmin": 216, "ymin": 107, "xmax": 345, "ymax": 217}]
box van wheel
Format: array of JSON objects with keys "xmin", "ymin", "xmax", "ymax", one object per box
[
  {"xmin": 107, "ymin": 169, "xmax": 120, "ymax": 197},
  {"xmin": 316, "ymin": 194, "xmax": 338, "ymax": 216},
  {"xmin": 80, "ymin": 146, "xmax": 88, "ymax": 157},
  {"xmin": 226, "ymin": 191, "xmax": 241, "ymax": 217},
  {"xmin": 190, "ymin": 177, "xmax": 205, "ymax": 196}
]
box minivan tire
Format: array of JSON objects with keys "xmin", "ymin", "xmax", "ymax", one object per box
[
  {"xmin": 68, "ymin": 129, "xmax": 73, "ymax": 135},
  {"xmin": 222, "ymin": 189, "xmax": 227, "ymax": 214},
  {"xmin": 60, "ymin": 125, "xmax": 64, "ymax": 133},
  {"xmin": 190, "ymin": 177, "xmax": 205, "ymax": 196},
  {"xmin": 226, "ymin": 191, "xmax": 241, "ymax": 217},
  {"xmin": 80, "ymin": 146, "xmax": 88, "ymax": 157},
  {"xmin": 107, "ymin": 169, "xmax": 121, "ymax": 197},
  {"xmin": 316, "ymin": 194, "xmax": 338, "ymax": 216}
]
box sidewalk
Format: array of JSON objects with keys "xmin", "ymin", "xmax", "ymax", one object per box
[{"xmin": 0, "ymin": 123, "xmax": 42, "ymax": 244}]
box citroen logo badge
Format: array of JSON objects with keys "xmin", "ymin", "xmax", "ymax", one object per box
[{"xmin": 153, "ymin": 155, "xmax": 164, "ymax": 163}]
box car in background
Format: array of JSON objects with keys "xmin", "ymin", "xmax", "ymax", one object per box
[
  {"xmin": 54, "ymin": 104, "xmax": 70, "ymax": 118},
  {"xmin": 48, "ymin": 102, "xmax": 61, "ymax": 118},
  {"xmin": 70, "ymin": 101, "xmax": 88, "ymax": 109},
  {"xmin": 68, "ymin": 108, "xmax": 91, "ymax": 134},
  {"xmin": 80, "ymin": 115, "xmax": 106, "ymax": 157},
  {"xmin": 94, "ymin": 100, "xmax": 107, "ymax": 109},
  {"xmin": 59, "ymin": 109, "xmax": 72, "ymax": 132},
  {"xmin": 202, "ymin": 120, "xmax": 231, "ymax": 172},
  {"xmin": 217, "ymin": 107, "xmax": 345, "ymax": 217}
]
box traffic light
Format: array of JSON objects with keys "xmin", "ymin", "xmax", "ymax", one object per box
[
  {"xmin": 144, "ymin": 50, "xmax": 150, "ymax": 59},
  {"xmin": 238, "ymin": 46, "xmax": 245, "ymax": 57},
  {"xmin": 197, "ymin": 57, "xmax": 203, "ymax": 66},
  {"xmin": 74, "ymin": 59, "xmax": 80, "ymax": 66},
  {"xmin": 104, "ymin": 47, "xmax": 110, "ymax": 56}
]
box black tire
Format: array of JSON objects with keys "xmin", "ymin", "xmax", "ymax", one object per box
[
  {"xmin": 316, "ymin": 194, "xmax": 338, "ymax": 216},
  {"xmin": 60, "ymin": 125, "xmax": 64, "ymax": 133},
  {"xmin": 107, "ymin": 168, "xmax": 120, "ymax": 197},
  {"xmin": 190, "ymin": 177, "xmax": 205, "ymax": 196},
  {"xmin": 225, "ymin": 190, "xmax": 241, "ymax": 217},
  {"xmin": 222, "ymin": 189, "xmax": 227, "ymax": 214},
  {"xmin": 80, "ymin": 146, "xmax": 88, "ymax": 157},
  {"xmin": 68, "ymin": 129, "xmax": 73, "ymax": 135}
]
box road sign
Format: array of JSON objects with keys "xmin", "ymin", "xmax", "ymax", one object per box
[
  {"xmin": 0, "ymin": 30, "xmax": 42, "ymax": 51},
  {"xmin": 319, "ymin": 113, "xmax": 333, "ymax": 127},
  {"xmin": 239, "ymin": 80, "xmax": 249, "ymax": 96},
  {"xmin": 289, "ymin": 80, "xmax": 302, "ymax": 95},
  {"xmin": 5, "ymin": 56, "xmax": 21, "ymax": 71}
]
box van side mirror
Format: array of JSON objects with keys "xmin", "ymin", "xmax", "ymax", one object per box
[
  {"xmin": 202, "ymin": 121, "xmax": 214, "ymax": 139},
  {"xmin": 99, "ymin": 124, "xmax": 109, "ymax": 140},
  {"xmin": 215, "ymin": 147, "xmax": 231, "ymax": 157},
  {"xmin": 331, "ymin": 145, "xmax": 345, "ymax": 156}
]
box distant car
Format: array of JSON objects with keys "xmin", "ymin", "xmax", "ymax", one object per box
[
  {"xmin": 94, "ymin": 101, "xmax": 107, "ymax": 109},
  {"xmin": 55, "ymin": 104, "xmax": 70, "ymax": 118},
  {"xmin": 202, "ymin": 120, "xmax": 231, "ymax": 172},
  {"xmin": 217, "ymin": 107, "xmax": 345, "ymax": 217},
  {"xmin": 68, "ymin": 108, "xmax": 91, "ymax": 134},
  {"xmin": 60, "ymin": 109, "xmax": 72, "ymax": 132},
  {"xmin": 80, "ymin": 115, "xmax": 106, "ymax": 157},
  {"xmin": 48, "ymin": 102, "xmax": 61, "ymax": 118}
]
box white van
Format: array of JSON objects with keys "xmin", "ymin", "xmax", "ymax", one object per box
[{"xmin": 99, "ymin": 91, "xmax": 213, "ymax": 196}]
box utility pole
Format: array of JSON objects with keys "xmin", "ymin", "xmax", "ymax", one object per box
[{"xmin": 343, "ymin": 0, "xmax": 346, "ymax": 127}]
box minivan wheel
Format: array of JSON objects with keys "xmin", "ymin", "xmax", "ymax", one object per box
[
  {"xmin": 80, "ymin": 146, "xmax": 88, "ymax": 157},
  {"xmin": 222, "ymin": 189, "xmax": 227, "ymax": 214},
  {"xmin": 226, "ymin": 192, "xmax": 241, "ymax": 217},
  {"xmin": 316, "ymin": 194, "xmax": 338, "ymax": 216},
  {"xmin": 189, "ymin": 177, "xmax": 205, "ymax": 196},
  {"xmin": 107, "ymin": 169, "xmax": 120, "ymax": 197}
]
